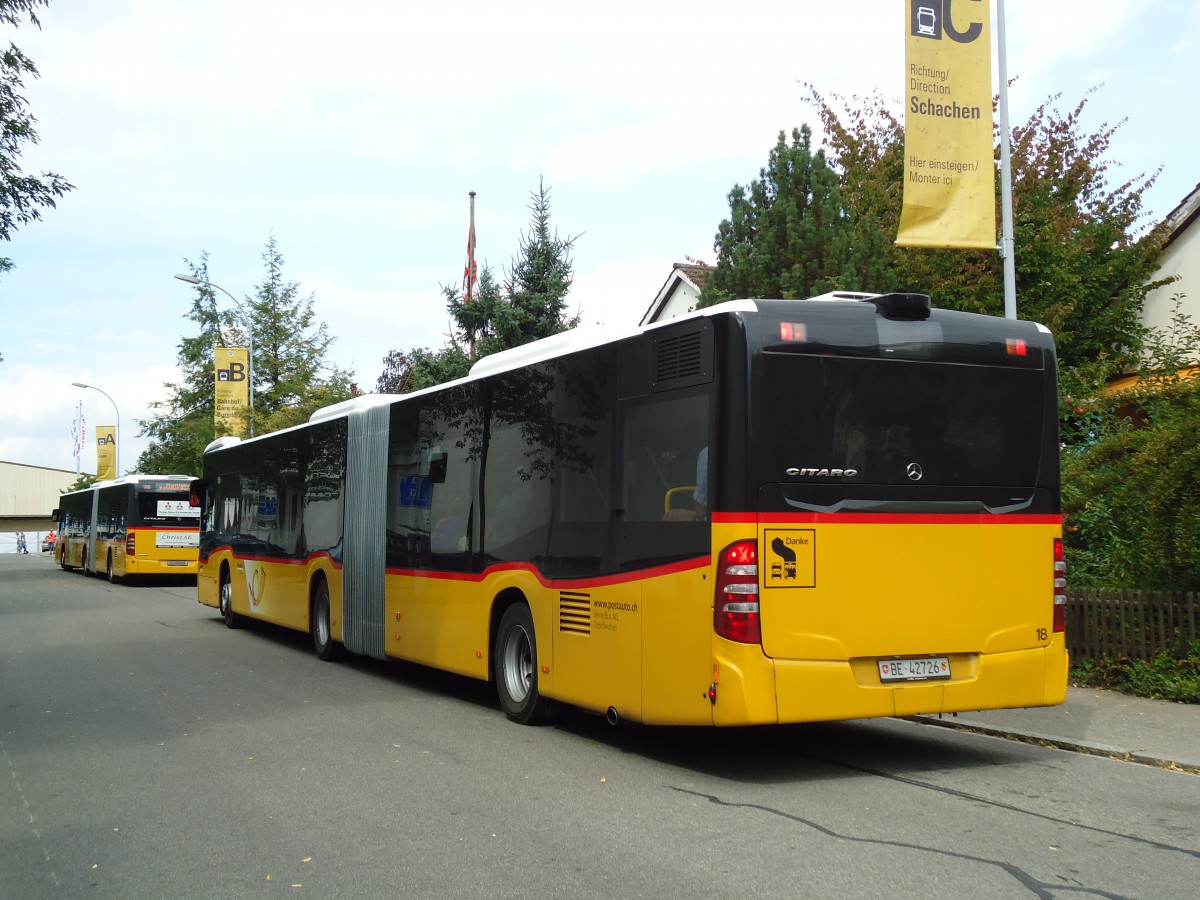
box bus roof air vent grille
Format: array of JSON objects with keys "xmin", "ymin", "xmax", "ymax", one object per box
[
  {"xmin": 868, "ymin": 292, "xmax": 932, "ymax": 321},
  {"xmin": 647, "ymin": 322, "xmax": 714, "ymax": 394},
  {"xmin": 655, "ymin": 331, "xmax": 702, "ymax": 381}
]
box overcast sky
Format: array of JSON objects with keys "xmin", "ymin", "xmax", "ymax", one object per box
[{"xmin": 2, "ymin": 0, "xmax": 1198, "ymax": 476}]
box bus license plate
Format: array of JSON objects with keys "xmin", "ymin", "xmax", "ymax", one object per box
[
  {"xmin": 878, "ymin": 657, "xmax": 950, "ymax": 682},
  {"xmin": 165, "ymin": 560, "xmax": 189, "ymax": 567}
]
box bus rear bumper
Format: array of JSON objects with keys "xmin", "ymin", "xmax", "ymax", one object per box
[
  {"xmin": 125, "ymin": 558, "xmax": 199, "ymax": 577},
  {"xmin": 768, "ymin": 646, "xmax": 1069, "ymax": 724}
]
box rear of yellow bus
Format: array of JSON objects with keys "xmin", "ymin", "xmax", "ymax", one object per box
[
  {"xmin": 121, "ymin": 479, "xmax": 200, "ymax": 577},
  {"xmin": 707, "ymin": 295, "xmax": 1067, "ymax": 725}
]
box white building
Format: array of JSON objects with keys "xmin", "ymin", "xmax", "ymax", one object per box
[
  {"xmin": 1142, "ymin": 182, "xmax": 1200, "ymax": 360},
  {"xmin": 0, "ymin": 460, "xmax": 83, "ymax": 538}
]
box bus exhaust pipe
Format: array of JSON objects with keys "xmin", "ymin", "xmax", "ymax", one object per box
[{"xmin": 606, "ymin": 707, "xmax": 620, "ymax": 726}]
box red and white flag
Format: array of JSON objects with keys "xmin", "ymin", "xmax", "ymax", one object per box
[{"xmin": 462, "ymin": 192, "xmax": 477, "ymax": 302}]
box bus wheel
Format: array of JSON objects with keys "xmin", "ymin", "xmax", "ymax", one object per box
[
  {"xmin": 311, "ymin": 579, "xmax": 343, "ymax": 661},
  {"xmin": 107, "ymin": 551, "xmax": 119, "ymax": 584},
  {"xmin": 219, "ymin": 568, "xmax": 241, "ymax": 629},
  {"xmin": 60, "ymin": 550, "xmax": 74, "ymax": 572},
  {"xmin": 494, "ymin": 604, "xmax": 546, "ymax": 725},
  {"xmin": 80, "ymin": 549, "xmax": 89, "ymax": 576}
]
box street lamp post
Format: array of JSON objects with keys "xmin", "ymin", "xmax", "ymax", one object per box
[
  {"xmin": 174, "ymin": 273, "xmax": 255, "ymax": 436},
  {"xmin": 71, "ymin": 381, "xmax": 120, "ymax": 476}
]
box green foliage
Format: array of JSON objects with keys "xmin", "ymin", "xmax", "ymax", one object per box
[
  {"xmin": 376, "ymin": 179, "xmax": 579, "ymax": 392},
  {"xmin": 1071, "ymin": 642, "xmax": 1200, "ymax": 704},
  {"xmin": 0, "ymin": 0, "xmax": 73, "ymax": 271},
  {"xmin": 805, "ymin": 85, "xmax": 1168, "ymax": 370},
  {"xmin": 494, "ymin": 178, "xmax": 579, "ymax": 346},
  {"xmin": 137, "ymin": 239, "xmax": 357, "ymax": 475},
  {"xmin": 698, "ymin": 125, "xmax": 896, "ymax": 307},
  {"xmin": 64, "ymin": 473, "xmax": 96, "ymax": 492},
  {"xmin": 136, "ymin": 252, "xmax": 228, "ymax": 477},
  {"xmin": 376, "ymin": 346, "xmax": 471, "ymax": 394},
  {"xmin": 1062, "ymin": 295, "xmax": 1200, "ymax": 590}
]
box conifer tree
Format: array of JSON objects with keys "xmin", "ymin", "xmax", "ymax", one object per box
[
  {"xmin": 698, "ymin": 126, "xmax": 895, "ymax": 307},
  {"xmin": 136, "ymin": 252, "xmax": 229, "ymax": 476},
  {"xmin": 137, "ymin": 239, "xmax": 356, "ymax": 474},
  {"xmin": 376, "ymin": 179, "xmax": 579, "ymax": 392},
  {"xmin": 243, "ymin": 234, "xmax": 356, "ymax": 434}
]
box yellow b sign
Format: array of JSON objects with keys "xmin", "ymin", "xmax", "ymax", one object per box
[
  {"xmin": 897, "ymin": 0, "xmax": 995, "ymax": 249},
  {"xmin": 215, "ymin": 347, "xmax": 250, "ymax": 437}
]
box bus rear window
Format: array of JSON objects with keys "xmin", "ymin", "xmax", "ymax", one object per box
[
  {"xmin": 762, "ymin": 354, "xmax": 1047, "ymax": 487},
  {"xmin": 136, "ymin": 491, "xmax": 198, "ymax": 525}
]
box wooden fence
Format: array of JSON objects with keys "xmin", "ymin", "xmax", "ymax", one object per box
[{"xmin": 1065, "ymin": 589, "xmax": 1200, "ymax": 662}]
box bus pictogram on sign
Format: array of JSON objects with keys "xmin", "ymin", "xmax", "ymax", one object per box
[{"xmin": 763, "ymin": 529, "xmax": 816, "ymax": 588}]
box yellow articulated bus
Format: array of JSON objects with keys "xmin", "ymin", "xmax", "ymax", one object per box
[
  {"xmin": 194, "ymin": 293, "xmax": 1067, "ymax": 726},
  {"xmin": 54, "ymin": 475, "xmax": 200, "ymax": 582}
]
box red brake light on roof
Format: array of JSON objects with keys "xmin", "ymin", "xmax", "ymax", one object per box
[
  {"xmin": 780, "ymin": 322, "xmax": 807, "ymax": 342},
  {"xmin": 714, "ymin": 540, "xmax": 761, "ymax": 644},
  {"xmin": 1006, "ymin": 338, "xmax": 1028, "ymax": 356}
]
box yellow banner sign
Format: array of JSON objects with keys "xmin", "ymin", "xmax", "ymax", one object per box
[
  {"xmin": 96, "ymin": 425, "xmax": 117, "ymax": 481},
  {"xmin": 897, "ymin": 0, "xmax": 995, "ymax": 249},
  {"xmin": 215, "ymin": 347, "xmax": 250, "ymax": 437}
]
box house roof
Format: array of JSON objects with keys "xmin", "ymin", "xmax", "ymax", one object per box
[
  {"xmin": 640, "ymin": 261, "xmax": 713, "ymax": 325},
  {"xmin": 1159, "ymin": 182, "xmax": 1200, "ymax": 249}
]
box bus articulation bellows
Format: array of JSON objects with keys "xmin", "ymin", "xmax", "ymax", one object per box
[{"xmin": 194, "ymin": 294, "xmax": 1067, "ymax": 725}]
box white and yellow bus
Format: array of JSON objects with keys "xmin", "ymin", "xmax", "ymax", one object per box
[
  {"xmin": 194, "ymin": 294, "xmax": 1067, "ymax": 725},
  {"xmin": 55, "ymin": 475, "xmax": 200, "ymax": 581}
]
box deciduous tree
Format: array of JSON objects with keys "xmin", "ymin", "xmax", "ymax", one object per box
[
  {"xmin": 805, "ymin": 84, "xmax": 1169, "ymax": 369},
  {"xmin": 0, "ymin": 0, "xmax": 73, "ymax": 276}
]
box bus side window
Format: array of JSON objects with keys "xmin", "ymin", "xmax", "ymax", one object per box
[{"xmin": 621, "ymin": 391, "xmax": 710, "ymax": 524}]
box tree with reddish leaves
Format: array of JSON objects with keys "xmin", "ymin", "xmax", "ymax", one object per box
[{"xmin": 805, "ymin": 83, "xmax": 1169, "ymax": 371}]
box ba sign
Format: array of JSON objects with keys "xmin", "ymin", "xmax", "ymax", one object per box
[{"xmin": 214, "ymin": 347, "xmax": 250, "ymax": 437}]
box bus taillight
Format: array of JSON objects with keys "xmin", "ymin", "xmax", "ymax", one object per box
[
  {"xmin": 714, "ymin": 540, "xmax": 761, "ymax": 644},
  {"xmin": 1053, "ymin": 538, "xmax": 1066, "ymax": 633},
  {"xmin": 127, "ymin": 532, "xmax": 137, "ymax": 557}
]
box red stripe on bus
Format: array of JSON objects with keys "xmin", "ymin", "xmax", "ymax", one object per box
[
  {"xmin": 204, "ymin": 548, "xmax": 342, "ymax": 568},
  {"xmin": 713, "ymin": 512, "xmax": 1062, "ymax": 525},
  {"xmin": 385, "ymin": 555, "xmax": 711, "ymax": 588}
]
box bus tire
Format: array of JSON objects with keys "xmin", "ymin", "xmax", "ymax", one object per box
[
  {"xmin": 60, "ymin": 550, "xmax": 74, "ymax": 572},
  {"xmin": 494, "ymin": 603, "xmax": 546, "ymax": 725},
  {"xmin": 107, "ymin": 551, "xmax": 120, "ymax": 584},
  {"xmin": 311, "ymin": 579, "xmax": 343, "ymax": 661},
  {"xmin": 219, "ymin": 567, "xmax": 241, "ymax": 629},
  {"xmin": 80, "ymin": 548, "xmax": 89, "ymax": 576}
]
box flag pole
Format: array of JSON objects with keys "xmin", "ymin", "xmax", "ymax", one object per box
[
  {"xmin": 997, "ymin": 0, "xmax": 1017, "ymax": 319},
  {"xmin": 466, "ymin": 191, "xmax": 476, "ymax": 304},
  {"xmin": 464, "ymin": 190, "xmax": 477, "ymax": 358}
]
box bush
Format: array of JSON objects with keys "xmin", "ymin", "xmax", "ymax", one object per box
[
  {"xmin": 1071, "ymin": 642, "xmax": 1200, "ymax": 703},
  {"xmin": 1062, "ymin": 294, "xmax": 1200, "ymax": 590}
]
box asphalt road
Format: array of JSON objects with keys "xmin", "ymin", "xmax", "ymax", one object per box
[{"xmin": 2, "ymin": 553, "xmax": 1197, "ymax": 899}]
